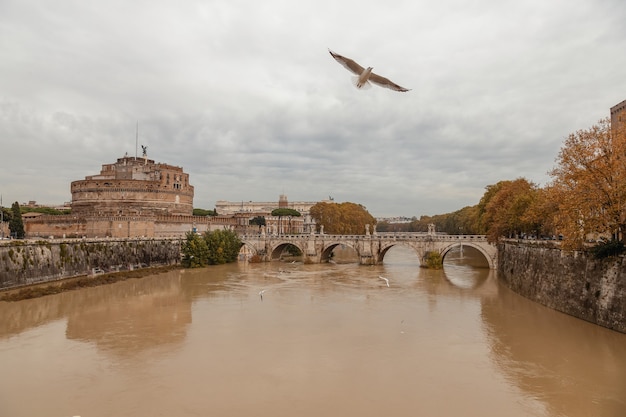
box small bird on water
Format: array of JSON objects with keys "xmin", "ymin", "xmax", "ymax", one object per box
[{"xmin": 328, "ymin": 49, "xmax": 410, "ymax": 92}]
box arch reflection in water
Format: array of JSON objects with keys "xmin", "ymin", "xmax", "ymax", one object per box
[{"xmin": 443, "ymin": 246, "xmax": 490, "ymax": 289}]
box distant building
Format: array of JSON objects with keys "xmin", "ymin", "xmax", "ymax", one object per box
[
  {"xmin": 216, "ymin": 194, "xmax": 326, "ymax": 234},
  {"xmin": 611, "ymin": 99, "xmax": 626, "ymax": 134},
  {"xmin": 215, "ymin": 195, "xmax": 330, "ymax": 216}
]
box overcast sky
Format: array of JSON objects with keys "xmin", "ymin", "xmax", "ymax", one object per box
[{"xmin": 1, "ymin": 0, "xmax": 625, "ymax": 217}]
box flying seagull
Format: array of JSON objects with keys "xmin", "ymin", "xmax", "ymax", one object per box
[{"xmin": 328, "ymin": 49, "xmax": 410, "ymax": 92}]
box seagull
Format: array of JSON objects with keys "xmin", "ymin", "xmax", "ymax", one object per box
[
  {"xmin": 379, "ymin": 275, "xmax": 390, "ymax": 287},
  {"xmin": 328, "ymin": 49, "xmax": 410, "ymax": 92},
  {"xmin": 259, "ymin": 289, "xmax": 266, "ymax": 300}
]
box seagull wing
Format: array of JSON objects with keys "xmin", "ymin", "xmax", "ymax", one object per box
[
  {"xmin": 369, "ymin": 72, "xmax": 411, "ymax": 92},
  {"xmin": 328, "ymin": 49, "xmax": 365, "ymax": 75}
]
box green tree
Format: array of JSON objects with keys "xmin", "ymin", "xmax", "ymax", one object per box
[
  {"xmin": 181, "ymin": 232, "xmax": 209, "ymax": 268},
  {"xmin": 22, "ymin": 207, "xmax": 69, "ymax": 215},
  {"xmin": 249, "ymin": 216, "xmax": 266, "ymax": 232},
  {"xmin": 309, "ymin": 202, "xmax": 376, "ymax": 235},
  {"xmin": 249, "ymin": 216, "xmax": 266, "ymax": 226},
  {"xmin": 204, "ymin": 229, "xmax": 242, "ymax": 264},
  {"xmin": 423, "ymin": 251, "xmax": 443, "ymax": 269},
  {"xmin": 271, "ymin": 208, "xmax": 301, "ymax": 234},
  {"xmin": 181, "ymin": 229, "xmax": 242, "ymax": 267},
  {"xmin": 193, "ymin": 208, "xmax": 217, "ymax": 216},
  {"xmin": 9, "ymin": 202, "xmax": 25, "ymax": 239}
]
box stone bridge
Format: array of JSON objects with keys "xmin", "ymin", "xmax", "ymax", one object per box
[{"xmin": 239, "ymin": 228, "xmax": 498, "ymax": 269}]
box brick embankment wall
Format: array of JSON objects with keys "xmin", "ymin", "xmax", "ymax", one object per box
[
  {"xmin": 498, "ymin": 242, "xmax": 625, "ymax": 333},
  {"xmin": 0, "ymin": 238, "xmax": 181, "ymax": 290}
]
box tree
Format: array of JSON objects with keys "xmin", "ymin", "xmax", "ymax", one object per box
[
  {"xmin": 181, "ymin": 232, "xmax": 209, "ymax": 268},
  {"xmin": 204, "ymin": 229, "xmax": 242, "ymax": 264},
  {"xmin": 309, "ymin": 202, "xmax": 376, "ymax": 235},
  {"xmin": 249, "ymin": 216, "xmax": 266, "ymax": 230},
  {"xmin": 271, "ymin": 208, "xmax": 301, "ymax": 234},
  {"xmin": 193, "ymin": 208, "xmax": 217, "ymax": 216},
  {"xmin": 9, "ymin": 202, "xmax": 25, "ymax": 239},
  {"xmin": 549, "ymin": 118, "xmax": 626, "ymax": 248},
  {"xmin": 480, "ymin": 178, "xmax": 539, "ymax": 242},
  {"xmin": 181, "ymin": 229, "xmax": 242, "ymax": 267},
  {"xmin": 522, "ymin": 186, "xmax": 559, "ymax": 239}
]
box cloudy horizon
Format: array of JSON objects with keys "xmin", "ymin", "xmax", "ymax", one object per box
[{"xmin": 2, "ymin": 0, "xmax": 625, "ymax": 217}]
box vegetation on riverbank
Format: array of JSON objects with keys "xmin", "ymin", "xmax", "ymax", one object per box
[
  {"xmin": 0, "ymin": 265, "xmax": 180, "ymax": 302},
  {"xmin": 181, "ymin": 229, "xmax": 242, "ymax": 267}
]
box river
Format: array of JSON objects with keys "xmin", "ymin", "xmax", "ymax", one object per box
[{"xmin": 0, "ymin": 246, "xmax": 624, "ymax": 417}]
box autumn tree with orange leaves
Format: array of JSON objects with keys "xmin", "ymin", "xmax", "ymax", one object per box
[
  {"xmin": 309, "ymin": 201, "xmax": 376, "ymax": 235},
  {"xmin": 477, "ymin": 178, "xmax": 547, "ymax": 242},
  {"xmin": 549, "ymin": 118, "xmax": 626, "ymax": 249}
]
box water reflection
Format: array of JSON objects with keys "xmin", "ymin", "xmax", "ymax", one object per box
[
  {"xmin": 443, "ymin": 246, "xmax": 490, "ymax": 290},
  {"xmin": 482, "ymin": 283, "xmax": 626, "ymax": 417},
  {"xmin": 0, "ymin": 271, "xmax": 193, "ymax": 357}
]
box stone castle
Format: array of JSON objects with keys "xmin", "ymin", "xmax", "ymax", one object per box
[
  {"xmin": 70, "ymin": 155, "xmax": 194, "ymax": 217},
  {"xmin": 24, "ymin": 155, "xmax": 233, "ymax": 239}
]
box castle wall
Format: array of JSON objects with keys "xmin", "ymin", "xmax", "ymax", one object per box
[
  {"xmin": 71, "ymin": 180, "xmax": 193, "ymax": 216},
  {"xmin": 24, "ymin": 215, "xmax": 238, "ymax": 239}
]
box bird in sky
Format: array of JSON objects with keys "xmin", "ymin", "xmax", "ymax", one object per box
[
  {"xmin": 328, "ymin": 49, "xmax": 410, "ymax": 92},
  {"xmin": 379, "ymin": 275, "xmax": 390, "ymax": 287}
]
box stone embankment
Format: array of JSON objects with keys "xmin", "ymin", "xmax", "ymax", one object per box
[
  {"xmin": 498, "ymin": 242, "xmax": 625, "ymax": 333},
  {"xmin": 0, "ymin": 238, "xmax": 181, "ymax": 290}
]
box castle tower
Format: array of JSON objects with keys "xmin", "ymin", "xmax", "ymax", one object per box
[
  {"xmin": 70, "ymin": 156, "xmax": 194, "ymax": 216},
  {"xmin": 278, "ymin": 194, "xmax": 288, "ymax": 208}
]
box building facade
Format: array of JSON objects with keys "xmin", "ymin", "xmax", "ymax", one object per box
[
  {"xmin": 611, "ymin": 99, "xmax": 626, "ymax": 131},
  {"xmin": 216, "ymin": 194, "xmax": 326, "ymax": 234}
]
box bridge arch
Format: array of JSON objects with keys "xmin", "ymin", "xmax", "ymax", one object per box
[
  {"xmin": 378, "ymin": 243, "xmax": 422, "ymax": 265},
  {"xmin": 238, "ymin": 242, "xmax": 258, "ymax": 260},
  {"xmin": 269, "ymin": 242, "xmax": 305, "ymax": 261},
  {"xmin": 439, "ymin": 242, "xmax": 494, "ymax": 269},
  {"xmin": 320, "ymin": 241, "xmax": 359, "ymax": 263}
]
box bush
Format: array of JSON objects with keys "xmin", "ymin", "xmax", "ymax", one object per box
[
  {"xmin": 422, "ymin": 251, "xmax": 443, "ymax": 269},
  {"xmin": 181, "ymin": 230, "xmax": 242, "ymax": 267},
  {"xmin": 591, "ymin": 239, "xmax": 625, "ymax": 259}
]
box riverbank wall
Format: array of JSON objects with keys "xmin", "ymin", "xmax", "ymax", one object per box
[
  {"xmin": 498, "ymin": 242, "xmax": 625, "ymax": 333},
  {"xmin": 0, "ymin": 238, "xmax": 181, "ymax": 290}
]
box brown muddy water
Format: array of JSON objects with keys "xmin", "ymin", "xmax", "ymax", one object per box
[{"xmin": 0, "ymin": 246, "xmax": 624, "ymax": 417}]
